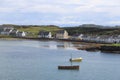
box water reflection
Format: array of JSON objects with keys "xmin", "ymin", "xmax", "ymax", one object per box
[
  {"xmin": 37, "ymin": 41, "xmax": 84, "ymax": 50},
  {"xmin": 57, "ymin": 42, "xmax": 71, "ymax": 49}
]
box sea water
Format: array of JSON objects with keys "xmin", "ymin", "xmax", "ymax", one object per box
[{"xmin": 0, "ymin": 40, "xmax": 120, "ymax": 80}]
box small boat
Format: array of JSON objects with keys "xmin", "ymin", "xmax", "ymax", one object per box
[
  {"xmin": 58, "ymin": 65, "xmax": 79, "ymax": 70},
  {"xmin": 70, "ymin": 57, "xmax": 82, "ymax": 62}
]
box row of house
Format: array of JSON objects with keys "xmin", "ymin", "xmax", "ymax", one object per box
[
  {"xmin": 38, "ymin": 30, "xmax": 69, "ymax": 39},
  {"xmin": 0, "ymin": 25, "xmax": 68, "ymax": 39},
  {"xmin": 71, "ymin": 34, "xmax": 120, "ymax": 43},
  {"xmin": 82, "ymin": 35, "xmax": 120, "ymax": 43},
  {"xmin": 0, "ymin": 26, "xmax": 26, "ymax": 37},
  {"xmin": 37, "ymin": 30, "xmax": 120, "ymax": 43},
  {"xmin": 1, "ymin": 25, "xmax": 120, "ymax": 43}
]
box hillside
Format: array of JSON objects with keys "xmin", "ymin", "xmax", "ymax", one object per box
[
  {"xmin": 1, "ymin": 24, "xmax": 120, "ymax": 37},
  {"xmin": 19, "ymin": 26, "xmax": 61, "ymax": 34},
  {"xmin": 63, "ymin": 24, "xmax": 120, "ymax": 35}
]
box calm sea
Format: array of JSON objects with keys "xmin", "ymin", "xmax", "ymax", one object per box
[{"xmin": 0, "ymin": 40, "xmax": 120, "ymax": 80}]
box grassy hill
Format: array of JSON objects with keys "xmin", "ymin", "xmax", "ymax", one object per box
[
  {"xmin": 15, "ymin": 25, "xmax": 63, "ymax": 37},
  {"xmin": 63, "ymin": 24, "xmax": 120, "ymax": 35},
  {"xmin": 1, "ymin": 24, "xmax": 120, "ymax": 37}
]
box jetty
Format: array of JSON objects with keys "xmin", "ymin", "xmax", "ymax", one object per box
[{"xmin": 58, "ymin": 65, "xmax": 79, "ymax": 70}]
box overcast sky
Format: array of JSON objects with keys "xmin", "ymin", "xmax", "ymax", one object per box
[{"xmin": 0, "ymin": 0, "xmax": 120, "ymax": 26}]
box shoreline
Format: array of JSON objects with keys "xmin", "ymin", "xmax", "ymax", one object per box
[
  {"xmin": 0, "ymin": 37, "xmax": 24, "ymax": 40},
  {"xmin": 0, "ymin": 37, "xmax": 120, "ymax": 53}
]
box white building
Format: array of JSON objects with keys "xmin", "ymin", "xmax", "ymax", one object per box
[
  {"xmin": 17, "ymin": 31, "xmax": 26, "ymax": 37},
  {"xmin": 38, "ymin": 31, "xmax": 52, "ymax": 38}
]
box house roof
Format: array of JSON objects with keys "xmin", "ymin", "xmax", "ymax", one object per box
[
  {"xmin": 10, "ymin": 29, "xmax": 18, "ymax": 33},
  {"xmin": 38, "ymin": 31, "xmax": 50, "ymax": 35}
]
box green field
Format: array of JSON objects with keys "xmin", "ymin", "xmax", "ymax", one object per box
[
  {"xmin": 17, "ymin": 26, "xmax": 63, "ymax": 37},
  {"xmin": 105, "ymin": 43, "xmax": 120, "ymax": 47},
  {"xmin": 111, "ymin": 44, "xmax": 120, "ymax": 46}
]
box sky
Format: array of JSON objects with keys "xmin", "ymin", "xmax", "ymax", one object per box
[{"xmin": 0, "ymin": 0, "xmax": 120, "ymax": 27}]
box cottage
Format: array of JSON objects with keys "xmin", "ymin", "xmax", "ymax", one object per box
[
  {"xmin": 1, "ymin": 28, "xmax": 13, "ymax": 35},
  {"xmin": 17, "ymin": 31, "xmax": 26, "ymax": 37},
  {"xmin": 38, "ymin": 31, "xmax": 52, "ymax": 38},
  {"xmin": 9, "ymin": 29, "xmax": 19, "ymax": 37},
  {"xmin": 81, "ymin": 35, "xmax": 90, "ymax": 41},
  {"xmin": 55, "ymin": 30, "xmax": 68, "ymax": 39},
  {"xmin": 70, "ymin": 34, "xmax": 83, "ymax": 40},
  {"xmin": 0, "ymin": 25, "xmax": 14, "ymax": 35}
]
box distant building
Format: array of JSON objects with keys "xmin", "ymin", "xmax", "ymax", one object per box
[
  {"xmin": 80, "ymin": 34, "xmax": 120, "ymax": 43},
  {"xmin": 17, "ymin": 31, "xmax": 26, "ymax": 37},
  {"xmin": 38, "ymin": 31, "xmax": 52, "ymax": 38},
  {"xmin": 1, "ymin": 28, "xmax": 13, "ymax": 35},
  {"xmin": 9, "ymin": 29, "xmax": 19, "ymax": 37},
  {"xmin": 71, "ymin": 34, "xmax": 84, "ymax": 40},
  {"xmin": 55, "ymin": 30, "xmax": 68, "ymax": 39},
  {"xmin": 0, "ymin": 25, "xmax": 14, "ymax": 35}
]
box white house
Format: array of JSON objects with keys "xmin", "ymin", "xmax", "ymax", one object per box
[
  {"xmin": 38, "ymin": 31, "xmax": 52, "ymax": 38},
  {"xmin": 55, "ymin": 30, "xmax": 68, "ymax": 39},
  {"xmin": 9, "ymin": 29, "xmax": 19, "ymax": 37},
  {"xmin": 1, "ymin": 28, "xmax": 13, "ymax": 35},
  {"xmin": 0, "ymin": 26, "xmax": 14, "ymax": 35},
  {"xmin": 70, "ymin": 34, "xmax": 84, "ymax": 40},
  {"xmin": 17, "ymin": 31, "xmax": 26, "ymax": 37},
  {"xmin": 78, "ymin": 34, "xmax": 84, "ymax": 39}
]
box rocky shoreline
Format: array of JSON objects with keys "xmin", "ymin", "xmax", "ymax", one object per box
[
  {"xmin": 79, "ymin": 45, "xmax": 120, "ymax": 53},
  {"xmin": 99, "ymin": 46, "xmax": 120, "ymax": 53}
]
